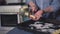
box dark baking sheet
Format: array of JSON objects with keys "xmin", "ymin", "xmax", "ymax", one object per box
[
  {"xmin": 17, "ymin": 20, "xmax": 51, "ymax": 34},
  {"xmin": 17, "ymin": 19, "xmax": 60, "ymax": 34}
]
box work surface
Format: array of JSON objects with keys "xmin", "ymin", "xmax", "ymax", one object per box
[{"xmin": 17, "ymin": 20, "xmax": 60, "ymax": 34}]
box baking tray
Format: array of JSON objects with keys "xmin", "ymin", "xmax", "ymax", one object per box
[{"xmin": 17, "ymin": 19, "xmax": 60, "ymax": 34}]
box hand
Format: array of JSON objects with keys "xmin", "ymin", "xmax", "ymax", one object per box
[
  {"xmin": 29, "ymin": 1, "xmax": 37, "ymax": 12},
  {"xmin": 30, "ymin": 10, "xmax": 43, "ymax": 21}
]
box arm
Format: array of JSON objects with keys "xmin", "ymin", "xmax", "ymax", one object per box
[
  {"xmin": 26, "ymin": 0, "xmax": 37, "ymax": 12},
  {"xmin": 44, "ymin": 0, "xmax": 60, "ymax": 12}
]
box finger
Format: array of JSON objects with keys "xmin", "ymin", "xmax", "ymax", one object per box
[
  {"xmin": 29, "ymin": 16, "xmax": 37, "ymax": 21},
  {"xmin": 32, "ymin": 9, "xmax": 35, "ymax": 12},
  {"xmin": 29, "ymin": 15, "xmax": 36, "ymax": 20}
]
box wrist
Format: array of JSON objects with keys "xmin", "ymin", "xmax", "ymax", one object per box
[{"xmin": 43, "ymin": 10, "xmax": 46, "ymax": 13}]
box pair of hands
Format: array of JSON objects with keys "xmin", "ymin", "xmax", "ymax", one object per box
[
  {"xmin": 29, "ymin": 1, "xmax": 53, "ymax": 21},
  {"xmin": 29, "ymin": 6, "xmax": 53, "ymax": 21}
]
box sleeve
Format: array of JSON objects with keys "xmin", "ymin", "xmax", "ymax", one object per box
[
  {"xmin": 50, "ymin": 0, "xmax": 60, "ymax": 12},
  {"xmin": 25, "ymin": 0, "xmax": 33, "ymax": 4}
]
